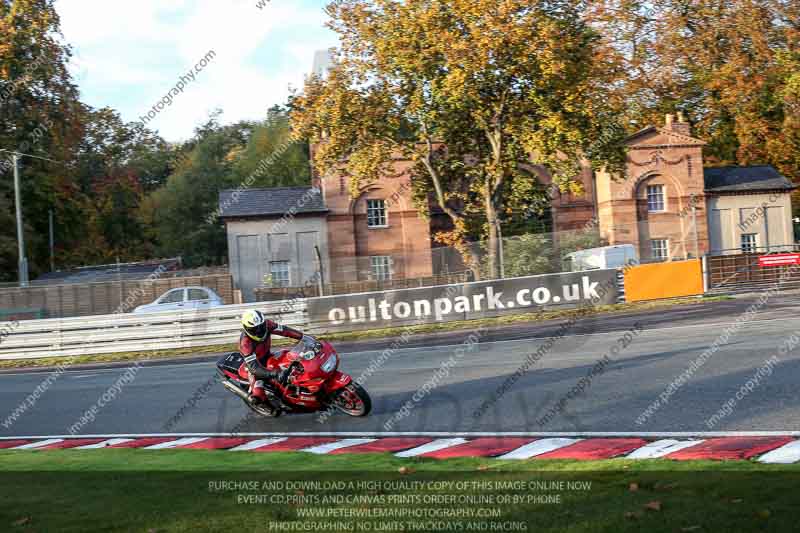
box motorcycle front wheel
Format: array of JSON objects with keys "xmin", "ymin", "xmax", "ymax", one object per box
[{"xmin": 331, "ymin": 382, "xmax": 372, "ymax": 417}]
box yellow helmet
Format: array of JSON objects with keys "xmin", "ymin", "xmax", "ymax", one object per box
[{"xmin": 242, "ymin": 310, "xmax": 268, "ymax": 341}]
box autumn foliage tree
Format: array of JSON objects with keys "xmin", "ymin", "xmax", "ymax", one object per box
[
  {"xmin": 292, "ymin": 0, "xmax": 625, "ymax": 279},
  {"xmin": 1, "ymin": 0, "xmax": 83, "ymax": 279},
  {"xmin": 589, "ymin": 0, "xmax": 800, "ymax": 179}
]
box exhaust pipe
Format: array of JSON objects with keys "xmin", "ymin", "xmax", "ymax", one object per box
[{"xmin": 221, "ymin": 380, "xmax": 250, "ymax": 402}]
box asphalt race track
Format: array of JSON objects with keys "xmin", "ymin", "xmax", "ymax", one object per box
[{"xmin": 3, "ymin": 294, "xmax": 800, "ymax": 436}]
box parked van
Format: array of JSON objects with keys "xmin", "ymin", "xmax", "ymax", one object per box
[{"xmin": 564, "ymin": 244, "xmax": 638, "ymax": 272}]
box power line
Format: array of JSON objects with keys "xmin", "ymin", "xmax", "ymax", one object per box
[{"xmin": 0, "ymin": 149, "xmax": 62, "ymax": 164}]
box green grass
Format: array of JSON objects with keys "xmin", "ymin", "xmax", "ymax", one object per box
[
  {"xmin": 1, "ymin": 295, "xmax": 731, "ymax": 370},
  {"xmin": 0, "ymin": 449, "xmax": 795, "ymax": 532}
]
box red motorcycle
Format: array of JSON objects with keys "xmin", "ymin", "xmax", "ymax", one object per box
[{"xmin": 216, "ymin": 337, "xmax": 371, "ymax": 418}]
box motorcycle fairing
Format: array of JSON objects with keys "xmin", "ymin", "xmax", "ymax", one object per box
[{"xmin": 324, "ymin": 371, "xmax": 352, "ymax": 394}]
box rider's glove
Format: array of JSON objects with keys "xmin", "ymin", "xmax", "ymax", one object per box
[{"xmin": 277, "ymin": 366, "xmax": 294, "ymax": 385}]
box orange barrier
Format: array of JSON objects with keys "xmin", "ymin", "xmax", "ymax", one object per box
[{"xmin": 624, "ymin": 259, "xmax": 704, "ymax": 302}]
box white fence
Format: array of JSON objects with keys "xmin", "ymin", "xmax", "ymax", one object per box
[
  {"xmin": 0, "ymin": 268, "xmax": 631, "ymax": 361},
  {"xmin": 0, "ymin": 301, "xmax": 308, "ymax": 360}
]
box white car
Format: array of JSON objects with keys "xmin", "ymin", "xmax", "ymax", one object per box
[{"xmin": 133, "ymin": 287, "xmax": 225, "ymax": 314}]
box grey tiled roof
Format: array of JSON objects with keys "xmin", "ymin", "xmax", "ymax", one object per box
[
  {"xmin": 35, "ymin": 258, "xmax": 182, "ymax": 284},
  {"xmin": 703, "ymin": 165, "xmax": 795, "ymax": 193},
  {"xmin": 218, "ymin": 186, "xmax": 327, "ymax": 218}
]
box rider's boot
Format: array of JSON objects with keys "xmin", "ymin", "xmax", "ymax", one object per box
[{"xmin": 248, "ymin": 378, "xmax": 279, "ymax": 417}]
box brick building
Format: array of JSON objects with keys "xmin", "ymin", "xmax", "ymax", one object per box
[
  {"xmin": 219, "ymin": 161, "xmax": 434, "ymax": 300},
  {"xmin": 595, "ymin": 113, "xmax": 711, "ymax": 260},
  {"xmin": 221, "ymin": 114, "xmax": 795, "ymax": 299},
  {"xmin": 593, "ymin": 114, "xmax": 795, "ymax": 260},
  {"xmin": 317, "ymin": 158, "xmax": 434, "ymax": 283}
]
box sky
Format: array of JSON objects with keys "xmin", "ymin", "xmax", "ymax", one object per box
[{"xmin": 55, "ymin": 0, "xmax": 338, "ymax": 142}]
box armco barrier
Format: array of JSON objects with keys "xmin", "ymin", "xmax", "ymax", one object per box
[
  {"xmin": 306, "ymin": 269, "xmax": 621, "ymax": 332},
  {"xmin": 0, "ymin": 301, "xmax": 306, "ymax": 360},
  {"xmin": 0, "ymin": 269, "xmax": 625, "ymax": 360},
  {"xmin": 623, "ymin": 259, "xmax": 703, "ymax": 302}
]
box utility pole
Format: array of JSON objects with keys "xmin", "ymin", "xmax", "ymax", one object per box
[
  {"xmin": 691, "ymin": 194, "xmax": 700, "ymax": 259},
  {"xmin": 12, "ymin": 154, "xmax": 29, "ymax": 286},
  {"xmin": 3, "ymin": 149, "xmax": 60, "ymax": 285},
  {"xmin": 496, "ymin": 218, "xmax": 506, "ymax": 279},
  {"xmin": 314, "ymin": 245, "xmax": 325, "ymax": 297},
  {"xmin": 49, "ymin": 209, "xmax": 55, "ymax": 272}
]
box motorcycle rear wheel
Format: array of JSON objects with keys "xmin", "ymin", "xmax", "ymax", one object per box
[{"xmin": 331, "ymin": 382, "xmax": 372, "ymax": 417}]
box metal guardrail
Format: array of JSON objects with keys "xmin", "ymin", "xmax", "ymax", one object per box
[
  {"xmin": 0, "ymin": 300, "xmax": 308, "ymax": 360},
  {"xmin": 0, "ymin": 265, "xmax": 636, "ymax": 361}
]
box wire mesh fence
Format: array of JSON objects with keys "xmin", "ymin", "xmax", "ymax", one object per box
[
  {"xmin": 4, "ymin": 210, "xmax": 795, "ymax": 316},
  {"xmin": 255, "ymin": 222, "xmax": 641, "ymax": 302}
]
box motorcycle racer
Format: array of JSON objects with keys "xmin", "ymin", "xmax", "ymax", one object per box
[{"xmin": 238, "ymin": 309, "xmax": 318, "ymax": 413}]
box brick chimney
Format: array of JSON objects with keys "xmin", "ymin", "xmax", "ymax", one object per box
[{"xmin": 665, "ymin": 112, "xmax": 691, "ymax": 136}]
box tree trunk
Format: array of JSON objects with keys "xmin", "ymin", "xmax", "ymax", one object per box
[
  {"xmin": 462, "ymin": 250, "xmax": 483, "ymax": 281},
  {"xmin": 485, "ymin": 189, "xmax": 501, "ymax": 280},
  {"xmin": 418, "ymin": 131, "xmax": 484, "ymax": 280},
  {"xmin": 484, "ymin": 122, "xmax": 505, "ymax": 281}
]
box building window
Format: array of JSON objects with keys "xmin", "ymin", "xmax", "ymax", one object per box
[
  {"xmin": 367, "ymin": 199, "xmax": 388, "ymax": 228},
  {"xmin": 741, "ymin": 233, "xmax": 758, "ymax": 253},
  {"xmin": 370, "ymin": 256, "xmax": 392, "ymax": 281},
  {"xmin": 651, "ymin": 239, "xmax": 669, "ymax": 261},
  {"xmin": 269, "ymin": 261, "xmax": 291, "ymax": 287},
  {"xmin": 647, "ymin": 185, "xmax": 665, "ymax": 212}
]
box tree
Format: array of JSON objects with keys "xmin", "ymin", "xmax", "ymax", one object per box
[
  {"xmin": 0, "ymin": 0, "xmax": 83, "ymax": 278},
  {"xmin": 1, "ymin": 3, "xmax": 312, "ymax": 276},
  {"xmin": 590, "ymin": 0, "xmax": 800, "ymax": 179},
  {"xmin": 139, "ymin": 108, "xmax": 310, "ymax": 267},
  {"xmin": 139, "ymin": 115, "xmax": 245, "ymax": 266},
  {"xmin": 58, "ymin": 106, "xmax": 171, "ymax": 266},
  {"xmin": 229, "ymin": 105, "xmax": 311, "ymax": 188},
  {"xmin": 0, "ymin": 194, "xmax": 19, "ymax": 281},
  {"xmin": 502, "ymin": 234, "xmax": 555, "ymax": 278},
  {"xmin": 292, "ymin": 0, "xmax": 625, "ymax": 280}
]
